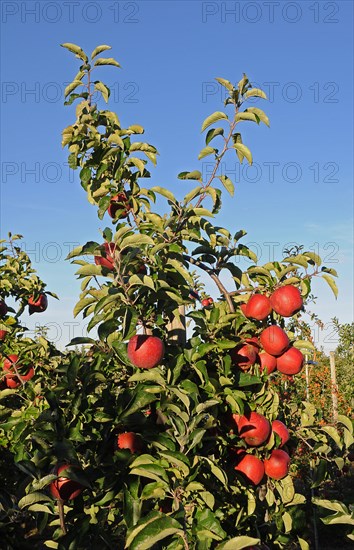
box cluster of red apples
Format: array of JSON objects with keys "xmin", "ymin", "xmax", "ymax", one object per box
[
  {"xmin": 0, "ymin": 294, "xmax": 47, "ymax": 386},
  {"xmin": 233, "ymin": 285, "xmax": 305, "ymax": 376},
  {"xmin": 233, "ymin": 411, "xmax": 291, "ymax": 485}
]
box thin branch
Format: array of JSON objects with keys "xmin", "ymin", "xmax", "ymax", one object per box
[{"xmin": 183, "ymin": 254, "xmax": 235, "ymax": 313}]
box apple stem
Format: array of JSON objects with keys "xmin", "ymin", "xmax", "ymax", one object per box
[{"xmin": 58, "ymin": 499, "xmax": 67, "ymax": 535}]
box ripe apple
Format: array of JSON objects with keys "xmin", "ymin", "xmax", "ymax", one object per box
[
  {"xmin": 260, "ymin": 325, "xmax": 289, "ymax": 356},
  {"xmin": 0, "ymin": 330, "xmax": 7, "ymax": 341},
  {"xmin": 3, "ymin": 354, "xmax": 35, "ymax": 388},
  {"xmin": 117, "ymin": 432, "xmax": 142, "ymax": 453},
  {"xmin": 50, "ymin": 464, "xmax": 83, "ymax": 501},
  {"xmin": 259, "ymin": 351, "xmax": 277, "ymax": 374},
  {"xmin": 107, "ymin": 193, "xmax": 130, "ymax": 219},
  {"xmin": 270, "ymin": 285, "xmax": 303, "ymax": 317},
  {"xmin": 0, "ymin": 300, "xmax": 8, "ymax": 317},
  {"xmin": 234, "ymin": 453, "xmax": 265, "ymax": 485},
  {"xmin": 271, "ymin": 420, "xmax": 290, "ymax": 447},
  {"xmin": 231, "ymin": 342, "xmax": 258, "ymax": 371},
  {"xmin": 127, "ymin": 334, "xmax": 165, "ymax": 369},
  {"xmin": 244, "ymin": 294, "xmax": 272, "ymax": 321},
  {"xmin": 94, "ymin": 242, "xmax": 115, "ymax": 270},
  {"xmin": 264, "ymin": 449, "xmax": 290, "ymax": 480},
  {"xmin": 240, "ymin": 303, "xmax": 248, "ymax": 316},
  {"xmin": 236, "ymin": 411, "xmax": 271, "ymax": 447},
  {"xmin": 276, "ymin": 346, "xmax": 304, "ymax": 375},
  {"xmin": 201, "ymin": 298, "xmax": 211, "ymax": 307},
  {"xmin": 28, "ymin": 293, "xmax": 48, "ymax": 314}
]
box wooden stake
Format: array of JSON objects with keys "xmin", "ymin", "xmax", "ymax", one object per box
[
  {"xmin": 166, "ymin": 305, "xmax": 186, "ymax": 346},
  {"xmin": 329, "ymin": 351, "xmax": 338, "ymax": 422}
]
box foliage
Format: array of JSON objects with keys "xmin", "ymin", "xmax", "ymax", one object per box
[{"xmin": 0, "ymin": 44, "xmax": 352, "ymax": 550}]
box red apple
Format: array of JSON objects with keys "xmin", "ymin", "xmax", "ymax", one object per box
[
  {"xmin": 208, "ymin": 297, "xmax": 214, "ymax": 305},
  {"xmin": 94, "ymin": 242, "xmax": 115, "ymax": 270},
  {"xmin": 0, "ymin": 330, "xmax": 7, "ymax": 341},
  {"xmin": 0, "ymin": 300, "xmax": 8, "ymax": 317},
  {"xmin": 28, "ymin": 293, "xmax": 48, "ymax": 314},
  {"xmin": 259, "ymin": 351, "xmax": 277, "ymax": 374},
  {"xmin": 117, "ymin": 432, "xmax": 142, "ymax": 453},
  {"xmin": 236, "ymin": 411, "xmax": 271, "ymax": 447},
  {"xmin": 231, "ymin": 343, "xmax": 258, "ymax": 371},
  {"xmin": 270, "ymin": 285, "xmax": 303, "ymax": 317},
  {"xmin": 127, "ymin": 334, "xmax": 165, "ymax": 369},
  {"xmin": 107, "ymin": 193, "xmax": 130, "ymax": 219},
  {"xmin": 234, "ymin": 453, "xmax": 265, "ymax": 485},
  {"xmin": 271, "ymin": 420, "xmax": 290, "ymax": 447},
  {"xmin": 264, "ymin": 449, "xmax": 290, "ymax": 480},
  {"xmin": 201, "ymin": 298, "xmax": 211, "ymax": 307},
  {"xmin": 260, "ymin": 325, "xmax": 289, "ymax": 356},
  {"xmin": 276, "ymin": 346, "xmax": 304, "ymax": 375},
  {"xmin": 244, "ymin": 294, "xmax": 272, "ymax": 321},
  {"xmin": 240, "ymin": 303, "xmax": 248, "ymax": 316},
  {"xmin": 50, "ymin": 464, "xmax": 83, "ymax": 501},
  {"xmin": 3, "ymin": 354, "xmax": 35, "ymax": 388}
]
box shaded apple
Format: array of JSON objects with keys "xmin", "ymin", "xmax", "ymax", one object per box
[
  {"xmin": 270, "ymin": 285, "xmax": 303, "ymax": 317},
  {"xmin": 50, "ymin": 464, "xmax": 84, "ymax": 501},
  {"xmin": 117, "ymin": 432, "xmax": 142, "ymax": 453},
  {"xmin": 127, "ymin": 334, "xmax": 165, "ymax": 369},
  {"xmin": 244, "ymin": 294, "xmax": 272, "ymax": 321},
  {"xmin": 260, "ymin": 325, "xmax": 289, "ymax": 356},
  {"xmin": 94, "ymin": 242, "xmax": 115, "ymax": 270},
  {"xmin": 3, "ymin": 354, "xmax": 35, "ymax": 388},
  {"xmin": 259, "ymin": 351, "xmax": 277, "ymax": 374},
  {"xmin": 28, "ymin": 293, "xmax": 48, "ymax": 314},
  {"xmin": 236, "ymin": 411, "xmax": 271, "ymax": 447},
  {"xmin": 264, "ymin": 449, "xmax": 290, "ymax": 480},
  {"xmin": 0, "ymin": 300, "xmax": 8, "ymax": 317},
  {"xmin": 271, "ymin": 420, "xmax": 290, "ymax": 447},
  {"xmin": 234, "ymin": 453, "xmax": 265, "ymax": 485},
  {"xmin": 231, "ymin": 342, "xmax": 258, "ymax": 371},
  {"xmin": 107, "ymin": 193, "xmax": 130, "ymax": 219},
  {"xmin": 276, "ymin": 346, "xmax": 304, "ymax": 375}
]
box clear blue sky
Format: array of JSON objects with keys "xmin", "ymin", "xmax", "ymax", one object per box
[{"xmin": 1, "ymin": 1, "xmax": 353, "ymax": 350}]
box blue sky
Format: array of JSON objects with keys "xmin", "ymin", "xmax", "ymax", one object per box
[{"xmin": 1, "ymin": 1, "xmax": 353, "ymax": 350}]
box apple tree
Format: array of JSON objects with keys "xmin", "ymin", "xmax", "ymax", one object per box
[{"xmin": 0, "ymin": 44, "xmax": 353, "ymax": 550}]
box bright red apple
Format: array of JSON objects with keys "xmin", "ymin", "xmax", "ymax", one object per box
[
  {"xmin": 50, "ymin": 464, "xmax": 83, "ymax": 501},
  {"xmin": 234, "ymin": 453, "xmax": 265, "ymax": 485},
  {"xmin": 244, "ymin": 294, "xmax": 272, "ymax": 321},
  {"xmin": 259, "ymin": 351, "xmax": 277, "ymax": 374},
  {"xmin": 231, "ymin": 343, "xmax": 258, "ymax": 371},
  {"xmin": 264, "ymin": 449, "xmax": 290, "ymax": 480},
  {"xmin": 117, "ymin": 432, "xmax": 142, "ymax": 453},
  {"xmin": 127, "ymin": 334, "xmax": 165, "ymax": 369},
  {"xmin": 240, "ymin": 303, "xmax": 248, "ymax": 316},
  {"xmin": 3, "ymin": 354, "xmax": 35, "ymax": 388},
  {"xmin": 236, "ymin": 411, "xmax": 271, "ymax": 447},
  {"xmin": 0, "ymin": 300, "xmax": 8, "ymax": 317},
  {"xmin": 270, "ymin": 285, "xmax": 303, "ymax": 317},
  {"xmin": 260, "ymin": 325, "xmax": 289, "ymax": 356},
  {"xmin": 276, "ymin": 346, "xmax": 304, "ymax": 375},
  {"xmin": 0, "ymin": 330, "xmax": 7, "ymax": 341},
  {"xmin": 94, "ymin": 242, "xmax": 115, "ymax": 270},
  {"xmin": 28, "ymin": 293, "xmax": 48, "ymax": 314},
  {"xmin": 271, "ymin": 420, "xmax": 290, "ymax": 447},
  {"xmin": 201, "ymin": 298, "xmax": 211, "ymax": 307},
  {"xmin": 107, "ymin": 193, "xmax": 130, "ymax": 219}
]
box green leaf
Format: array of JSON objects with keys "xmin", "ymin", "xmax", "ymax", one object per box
[
  {"xmin": 245, "ymin": 107, "xmax": 270, "ymax": 127},
  {"xmin": 125, "ymin": 512, "xmax": 183, "ymax": 550},
  {"xmin": 321, "ymin": 274, "xmax": 338, "ymax": 298},
  {"xmin": 297, "ymin": 537, "xmax": 310, "ymax": 550},
  {"xmin": 177, "ymin": 171, "xmax": 202, "ymax": 181},
  {"xmin": 217, "ymin": 175, "xmax": 234, "ymax": 196},
  {"xmin": 304, "ymin": 251, "xmax": 322, "ymax": 266},
  {"xmin": 215, "ymin": 78, "xmax": 234, "ymax": 92},
  {"xmin": 216, "ymin": 536, "xmax": 260, "ymax": 550},
  {"xmin": 232, "ymin": 143, "xmax": 252, "ymax": 164},
  {"xmin": 91, "ymin": 45, "xmax": 112, "ymax": 59},
  {"xmin": 94, "ymin": 57, "xmax": 121, "ymax": 68},
  {"xmin": 76, "ymin": 264, "xmax": 105, "ymax": 276},
  {"xmin": 130, "ymin": 464, "xmax": 169, "ymax": 484},
  {"xmin": 121, "ymin": 233, "xmax": 155, "ymax": 248},
  {"xmin": 321, "ymin": 426, "xmax": 343, "ymax": 450},
  {"xmin": 293, "ymin": 340, "xmax": 315, "ymax": 351},
  {"xmin": 198, "ymin": 146, "xmax": 216, "ymax": 160},
  {"xmin": 94, "ymin": 81, "xmax": 110, "ymax": 103},
  {"xmin": 64, "ymin": 80, "xmax": 83, "ymax": 98},
  {"xmin": 184, "ymin": 186, "xmax": 203, "ymax": 204},
  {"xmin": 18, "ymin": 492, "xmax": 53, "ymax": 509},
  {"xmin": 61, "ymin": 43, "xmax": 88, "ymax": 62},
  {"xmin": 149, "ymin": 186, "xmax": 176, "ymax": 202},
  {"xmin": 244, "ymin": 88, "xmax": 267, "ymax": 100},
  {"xmin": 235, "ymin": 112, "xmax": 258, "ymax": 124},
  {"xmin": 201, "ymin": 112, "xmax": 228, "ymax": 132},
  {"xmin": 206, "ymin": 127, "xmax": 224, "ymax": 145}
]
